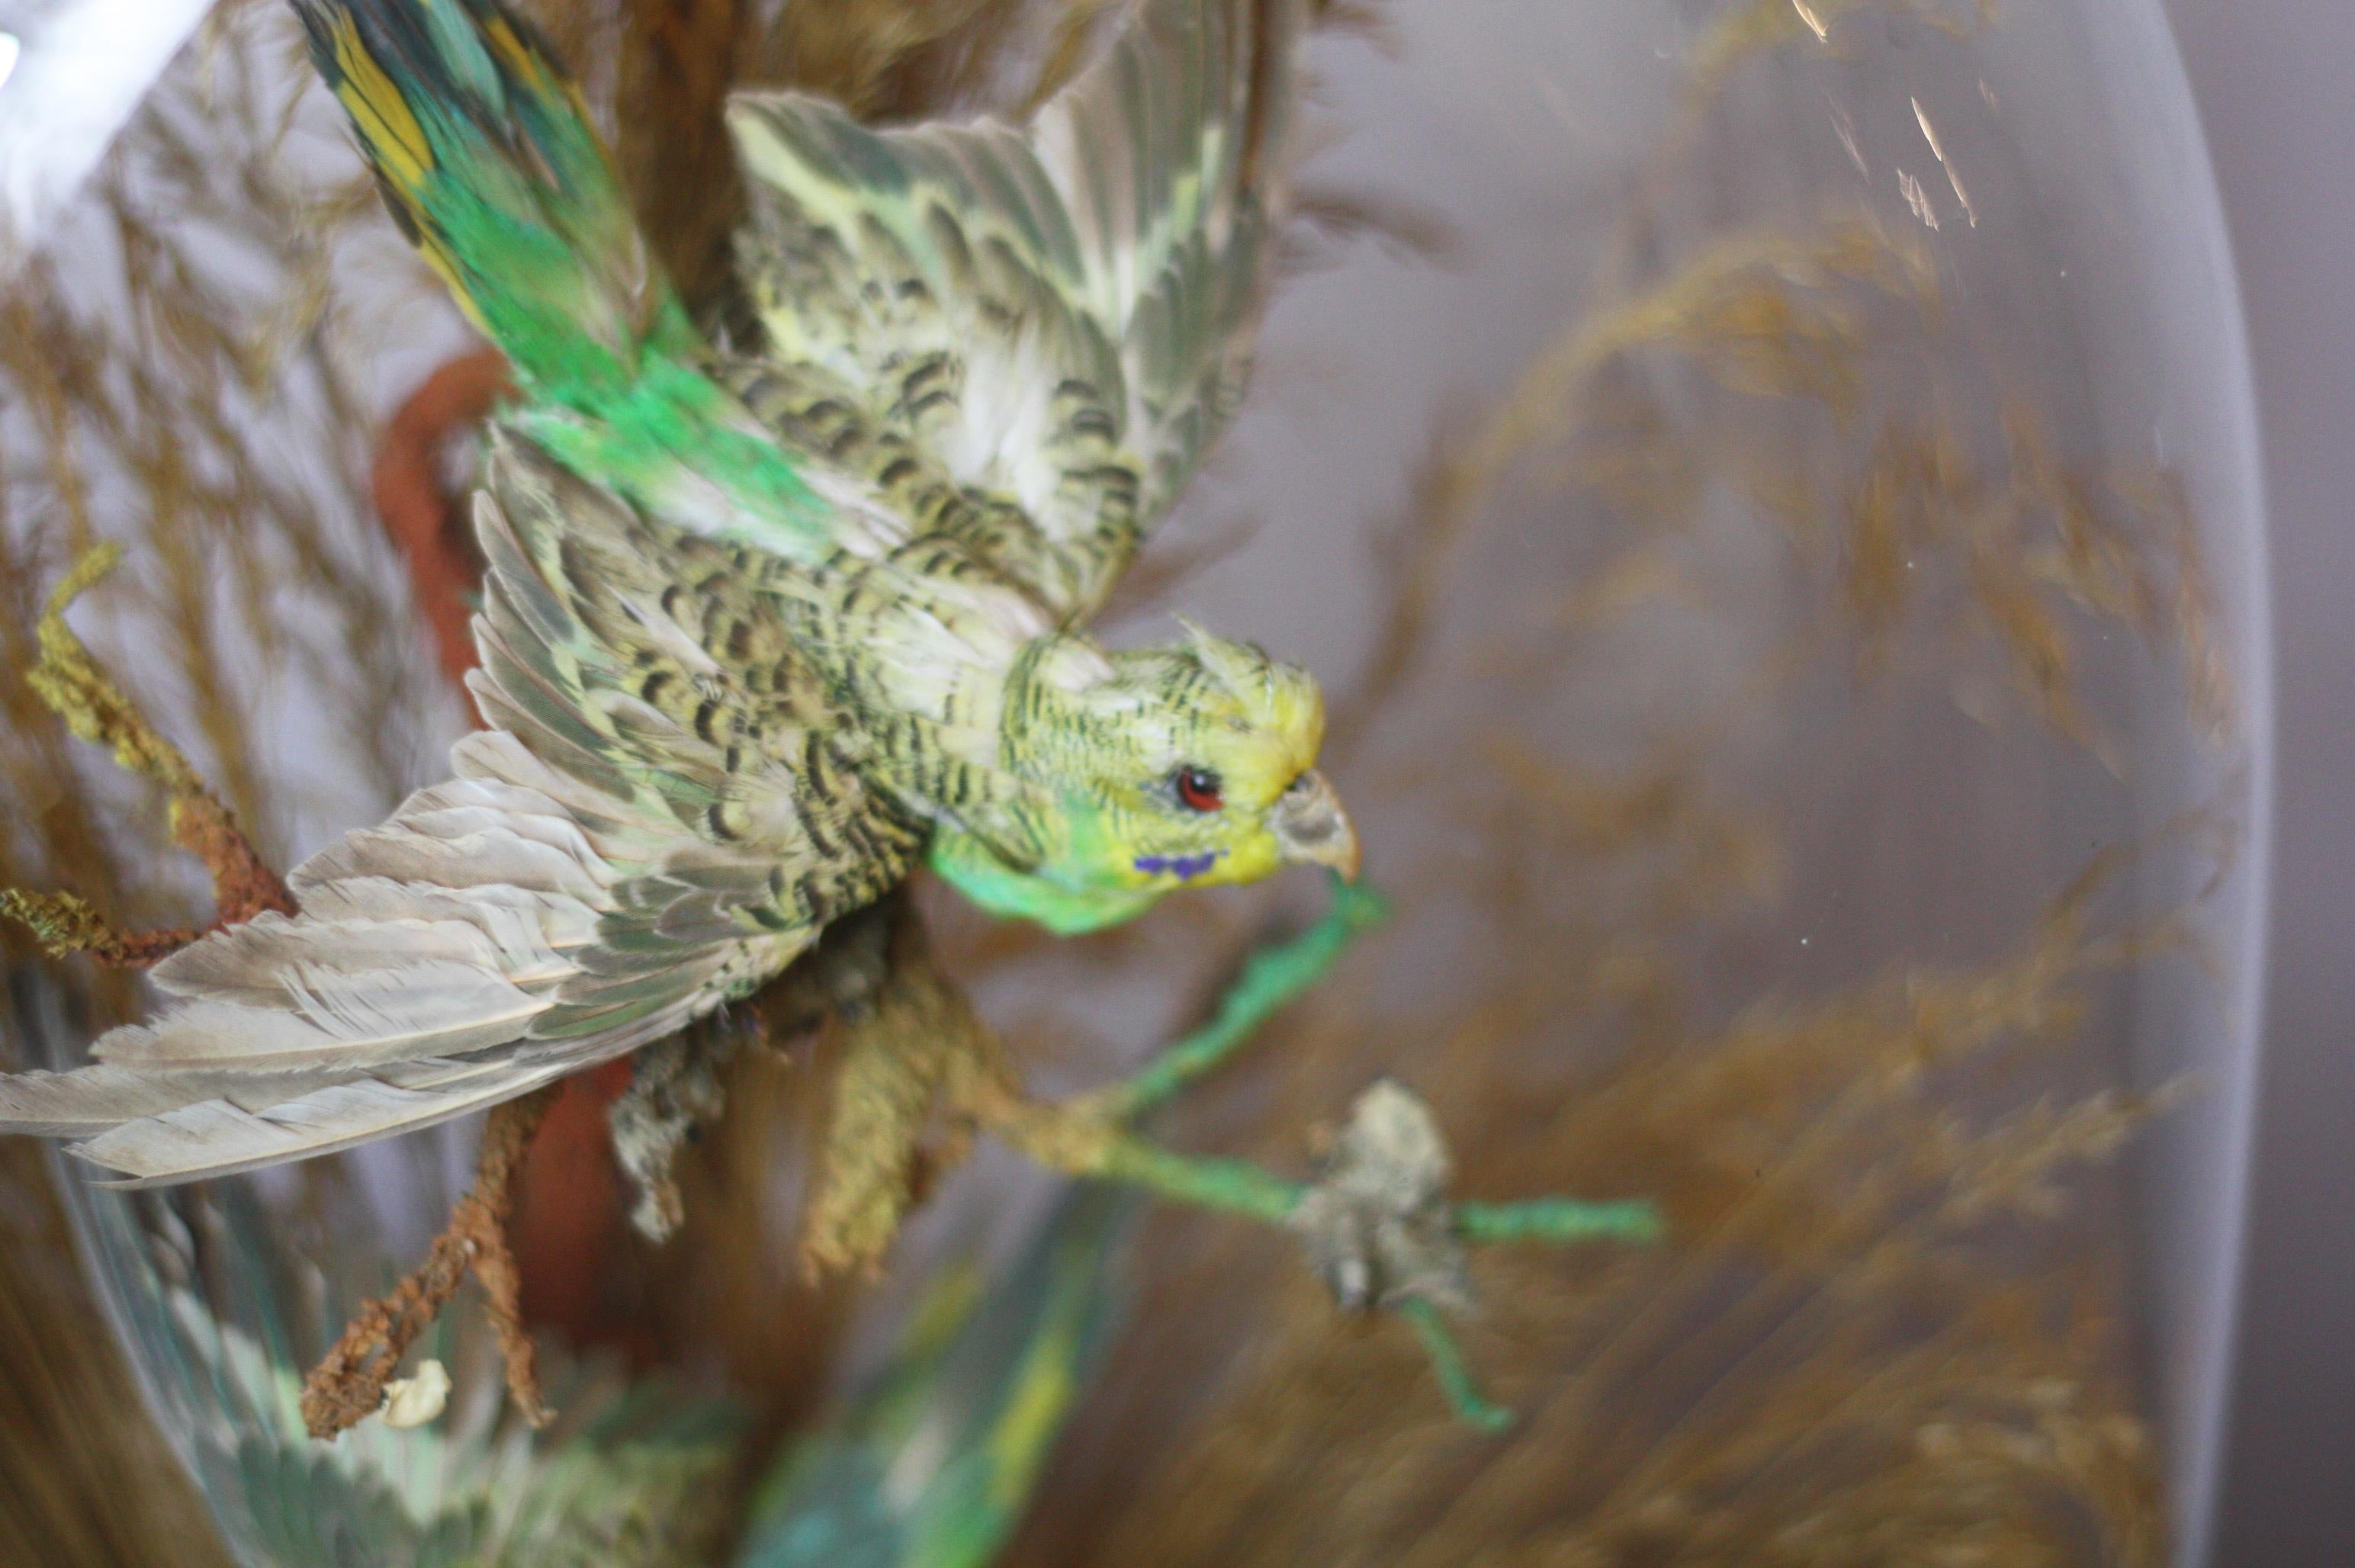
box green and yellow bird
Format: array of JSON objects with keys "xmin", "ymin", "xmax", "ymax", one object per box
[{"xmin": 0, "ymin": 0, "xmax": 1352, "ymax": 1181}]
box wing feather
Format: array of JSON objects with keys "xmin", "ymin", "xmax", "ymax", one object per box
[
  {"xmin": 71, "ymin": 1058, "xmax": 582, "ymax": 1188},
  {"xmin": 2, "ymin": 439, "xmax": 921, "ymax": 1183},
  {"xmin": 727, "ymin": 0, "xmax": 1306, "ymax": 619}
]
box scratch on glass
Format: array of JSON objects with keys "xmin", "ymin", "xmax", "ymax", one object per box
[
  {"xmin": 1830, "ymin": 100, "xmax": 1868, "ymax": 179},
  {"xmin": 1898, "ymin": 168, "xmax": 1940, "ymax": 230},
  {"xmin": 1913, "ymin": 97, "xmax": 1978, "ymax": 227}
]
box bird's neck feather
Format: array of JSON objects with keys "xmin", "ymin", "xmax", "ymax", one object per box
[{"xmin": 806, "ymin": 547, "xmax": 1097, "ymax": 847}]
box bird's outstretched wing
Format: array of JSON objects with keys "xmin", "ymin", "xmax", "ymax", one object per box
[
  {"xmin": 727, "ymin": 0, "xmax": 1308, "ymax": 622},
  {"xmin": 0, "ymin": 442, "xmax": 923, "ymax": 1185}
]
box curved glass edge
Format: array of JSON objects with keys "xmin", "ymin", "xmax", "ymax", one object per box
[{"xmin": 2090, "ymin": 6, "xmax": 2276, "ymax": 1563}]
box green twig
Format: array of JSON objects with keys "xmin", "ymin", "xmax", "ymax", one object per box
[
  {"xmin": 1455, "ymin": 1196, "xmax": 1661, "ymax": 1245},
  {"xmin": 975, "ymin": 873, "xmax": 1660, "ymax": 1433},
  {"xmin": 1099, "ymin": 873, "xmax": 1389, "ymax": 1120},
  {"xmin": 1094, "ymin": 1133, "xmax": 1303, "ymax": 1225},
  {"xmin": 1399, "ymin": 1299, "xmax": 1513, "ymax": 1433}
]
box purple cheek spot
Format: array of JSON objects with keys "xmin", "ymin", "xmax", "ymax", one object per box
[{"xmin": 1135, "ymin": 850, "xmax": 1222, "ymax": 882}]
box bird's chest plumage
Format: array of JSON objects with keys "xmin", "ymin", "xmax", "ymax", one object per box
[
  {"xmin": 609, "ymin": 525, "xmax": 931, "ymax": 933},
  {"xmin": 697, "ymin": 371, "xmax": 1053, "ymax": 828},
  {"xmin": 785, "ymin": 553, "xmax": 1043, "ymax": 844}
]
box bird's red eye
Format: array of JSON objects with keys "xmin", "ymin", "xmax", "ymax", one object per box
[{"xmin": 1174, "ymin": 766, "xmax": 1224, "ymax": 812}]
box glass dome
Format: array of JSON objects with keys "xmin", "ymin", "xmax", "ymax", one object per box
[
  {"xmin": 0, "ymin": 0, "xmax": 2263, "ymax": 1563},
  {"xmin": 1172, "ymin": 2, "xmax": 2267, "ymax": 1560}
]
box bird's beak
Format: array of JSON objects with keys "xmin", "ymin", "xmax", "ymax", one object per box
[{"xmin": 1272, "ymin": 770, "xmax": 1361, "ymax": 882}]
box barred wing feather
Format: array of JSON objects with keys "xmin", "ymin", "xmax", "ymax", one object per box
[
  {"xmin": 727, "ymin": 0, "xmax": 1306, "ymax": 620},
  {"xmin": 0, "ymin": 441, "xmax": 920, "ymax": 1184}
]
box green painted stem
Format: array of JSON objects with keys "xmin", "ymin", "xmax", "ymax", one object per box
[
  {"xmin": 1094, "ymin": 1134, "xmax": 1303, "ymax": 1226},
  {"xmin": 1454, "ymin": 1197, "xmax": 1663, "ymax": 1245},
  {"xmin": 1104, "ymin": 874, "xmax": 1389, "ymax": 1120},
  {"xmin": 1399, "ymin": 1300, "xmax": 1514, "ymax": 1434},
  {"xmin": 991, "ymin": 868, "xmax": 1658, "ymax": 1444}
]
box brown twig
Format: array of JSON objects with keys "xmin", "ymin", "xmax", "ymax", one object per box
[
  {"xmin": 166, "ymin": 788, "xmax": 295, "ymax": 927},
  {"xmin": 0, "ymin": 892, "xmax": 203, "ymax": 968},
  {"xmin": 299, "ymin": 1085, "xmax": 560, "ymax": 1440},
  {"xmin": 1, "ymin": 545, "xmax": 293, "ymax": 966},
  {"xmin": 18, "ymin": 552, "xmax": 583, "ymax": 1439}
]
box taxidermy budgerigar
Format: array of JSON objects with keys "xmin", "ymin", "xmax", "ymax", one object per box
[{"xmin": 0, "ymin": 0, "xmax": 1352, "ymax": 1184}]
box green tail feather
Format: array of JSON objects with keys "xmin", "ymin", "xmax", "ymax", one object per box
[
  {"xmin": 293, "ymin": 0, "xmax": 827, "ymax": 555},
  {"xmin": 291, "ymin": 0, "xmax": 689, "ymax": 394}
]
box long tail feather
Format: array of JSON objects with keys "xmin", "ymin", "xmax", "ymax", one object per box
[
  {"xmin": 292, "ymin": 0, "xmax": 831, "ymax": 557},
  {"xmin": 291, "ymin": 0, "xmax": 692, "ymax": 394}
]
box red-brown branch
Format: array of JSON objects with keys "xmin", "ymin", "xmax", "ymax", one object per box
[
  {"xmin": 371, "ymin": 347, "xmax": 512, "ymax": 687},
  {"xmin": 298, "ymin": 1086, "xmax": 559, "ymax": 1439}
]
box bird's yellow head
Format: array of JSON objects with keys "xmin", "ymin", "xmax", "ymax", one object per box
[{"xmin": 930, "ymin": 625, "xmax": 1359, "ymax": 933}]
